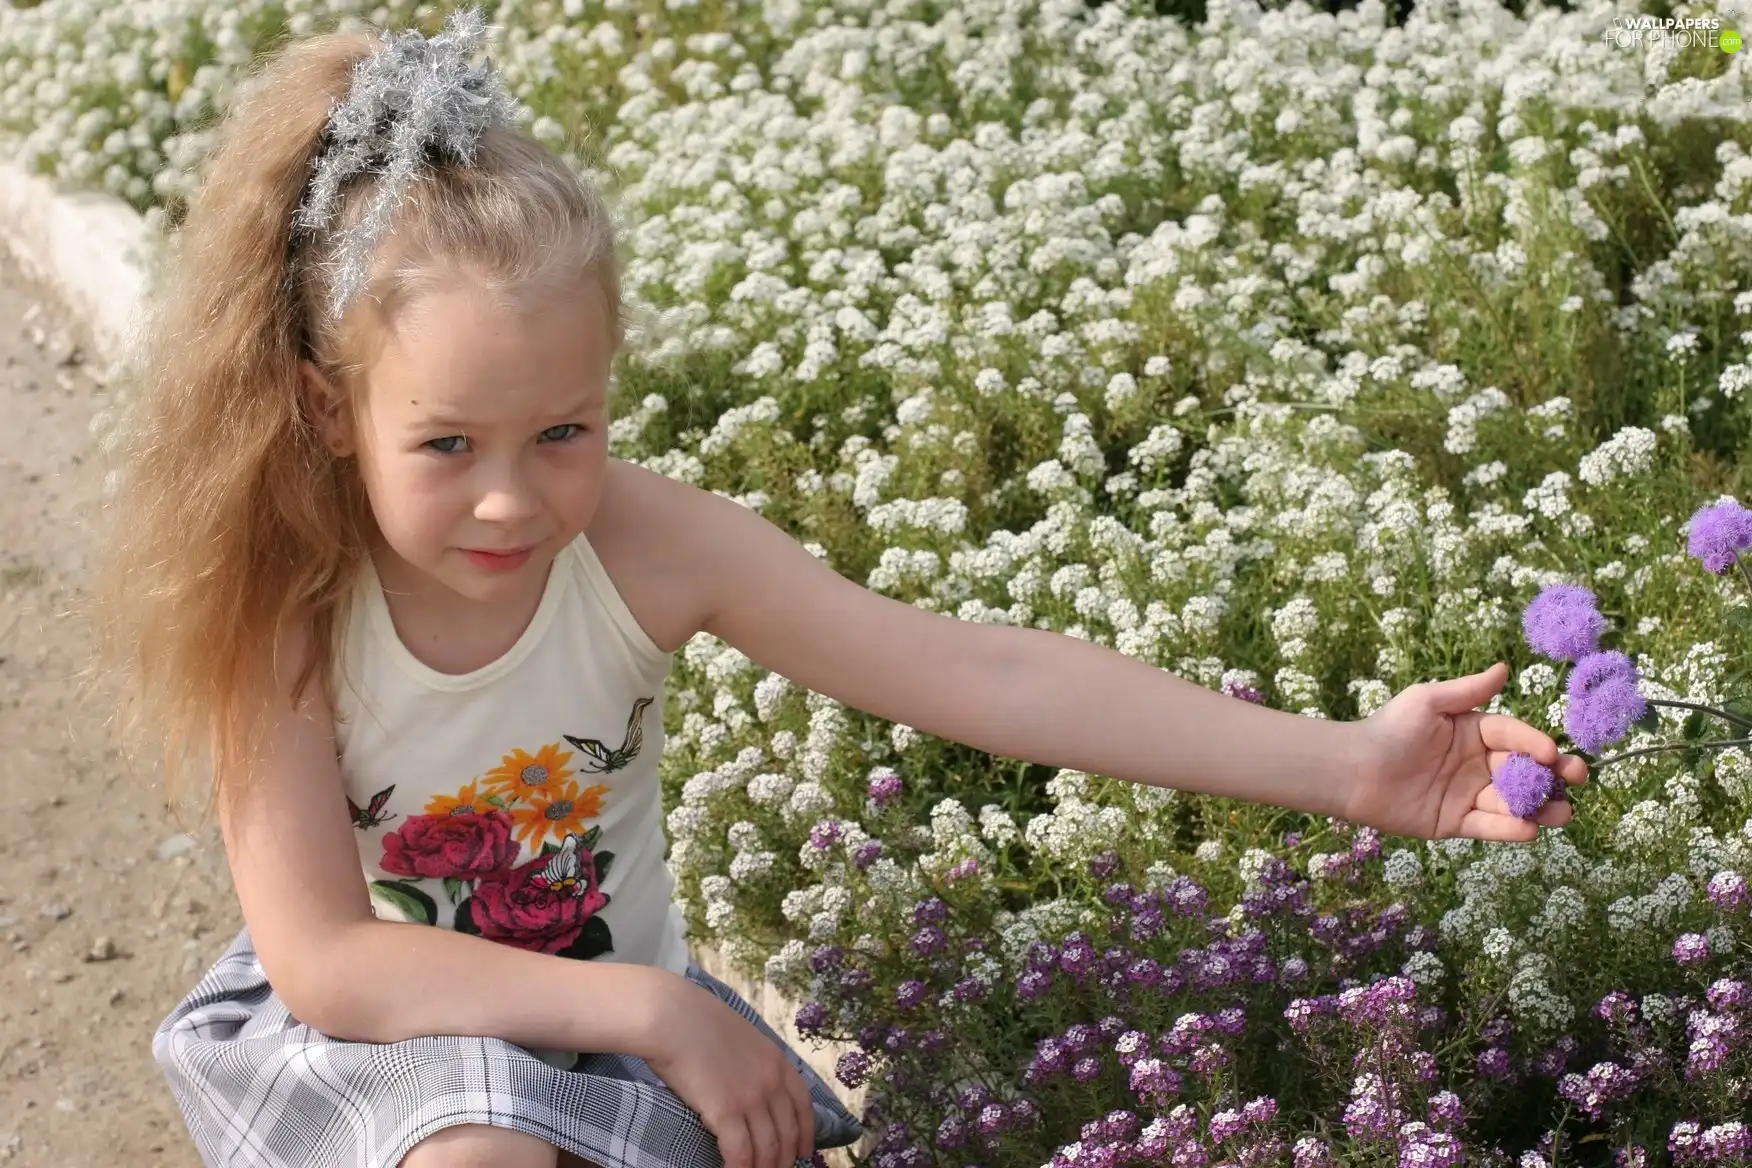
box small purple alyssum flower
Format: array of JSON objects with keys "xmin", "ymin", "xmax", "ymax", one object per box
[
  {"xmin": 867, "ymin": 771, "xmax": 903, "ymax": 809},
  {"xmin": 852, "ymin": 840, "xmax": 883, "ymax": 869},
  {"xmin": 1522, "ymin": 583, "xmax": 1606, "ymax": 662},
  {"xmin": 1493, "ymin": 751, "xmax": 1559, "ymax": 819},
  {"xmin": 894, "ymin": 979, "xmax": 928, "ymax": 1009},
  {"xmin": 1686, "ymin": 500, "xmax": 1752, "ymax": 574},
  {"xmin": 1566, "ymin": 650, "xmax": 1646, "ymax": 754},
  {"xmin": 1673, "ymin": 933, "xmax": 1711, "ymax": 965},
  {"xmin": 835, "ymin": 1049, "xmax": 871, "ymax": 1088},
  {"xmin": 795, "ymin": 1000, "xmax": 829, "ymax": 1035},
  {"xmin": 1707, "ymin": 869, "xmax": 1748, "ymax": 910}
]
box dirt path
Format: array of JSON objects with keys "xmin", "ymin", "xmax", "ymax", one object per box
[{"xmin": 0, "ymin": 248, "xmax": 238, "ymax": 1167}]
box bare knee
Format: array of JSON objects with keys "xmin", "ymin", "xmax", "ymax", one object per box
[{"xmin": 400, "ymin": 1124, "xmax": 559, "ymax": 1168}]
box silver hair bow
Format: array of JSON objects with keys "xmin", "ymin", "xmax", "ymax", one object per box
[{"xmin": 292, "ymin": 5, "xmax": 522, "ymax": 323}]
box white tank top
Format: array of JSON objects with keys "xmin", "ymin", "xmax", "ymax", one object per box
[{"xmin": 331, "ymin": 534, "xmax": 692, "ymax": 1027}]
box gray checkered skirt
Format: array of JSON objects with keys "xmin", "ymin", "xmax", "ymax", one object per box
[{"xmin": 154, "ymin": 929, "xmax": 863, "ymax": 1168}]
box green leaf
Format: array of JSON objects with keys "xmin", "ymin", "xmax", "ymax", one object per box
[
  {"xmin": 581, "ymin": 825, "xmax": 603, "ymax": 850},
  {"xmin": 1724, "ymin": 607, "xmax": 1752, "ymax": 635},
  {"xmin": 542, "ymin": 841, "xmax": 561, "ymax": 856},
  {"xmin": 482, "ymin": 792, "xmax": 509, "ymax": 810},
  {"xmin": 1634, "ymin": 704, "xmax": 1663, "ymax": 734},
  {"xmin": 594, "ymin": 850, "xmax": 615, "ymax": 884},
  {"xmin": 369, "ymin": 880, "xmax": 437, "ymax": 925},
  {"xmin": 443, "ymin": 877, "xmax": 468, "ymax": 905}
]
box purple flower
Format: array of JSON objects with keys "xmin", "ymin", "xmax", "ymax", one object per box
[
  {"xmin": 1557, "ymin": 1062, "xmax": 1638, "ymax": 1120},
  {"xmin": 1072, "ymin": 1056, "xmax": 1102, "ymax": 1082},
  {"xmin": 1018, "ymin": 969, "xmax": 1053, "ymax": 1001},
  {"xmin": 1674, "ymin": 933, "xmax": 1711, "ymax": 965},
  {"xmin": 809, "ymin": 819, "xmax": 843, "ymax": 849},
  {"xmin": 852, "ymin": 840, "xmax": 883, "ymax": 869},
  {"xmin": 795, "ymin": 1001, "xmax": 829, "ymax": 1035},
  {"xmin": 894, "ymin": 979, "xmax": 928, "ymax": 1009},
  {"xmin": 1707, "ymin": 978, "xmax": 1748, "ymax": 1011},
  {"xmin": 835, "ymin": 1049, "xmax": 872, "ymax": 1088},
  {"xmin": 1293, "ymin": 1137, "xmax": 1335, "ymax": 1168},
  {"xmin": 1428, "ymin": 1091, "xmax": 1464, "ymax": 1131},
  {"xmin": 1700, "ymin": 1123, "xmax": 1751, "ymax": 1160},
  {"xmin": 1493, "ymin": 751, "xmax": 1559, "ymax": 818},
  {"xmin": 867, "ymin": 772, "xmax": 904, "ymax": 809},
  {"xmin": 1477, "ymin": 1048, "xmax": 1512, "ymax": 1079},
  {"xmin": 1686, "ymin": 500, "xmax": 1752, "ymax": 574},
  {"xmin": 1522, "ymin": 583, "xmax": 1606, "ymax": 662},
  {"xmin": 1596, "ymin": 991, "xmax": 1637, "ymax": 1025},
  {"xmin": 1566, "ymin": 650, "xmax": 1646, "ymax": 753},
  {"xmin": 945, "ymin": 856, "xmax": 980, "ymax": 882},
  {"xmin": 1707, "ymin": 870, "xmax": 1748, "ymax": 910},
  {"xmin": 1224, "ymin": 678, "xmax": 1266, "ymax": 703},
  {"xmin": 934, "ymin": 1115, "xmax": 966, "ymax": 1150},
  {"xmin": 910, "ymin": 925, "xmax": 947, "ymax": 957}
]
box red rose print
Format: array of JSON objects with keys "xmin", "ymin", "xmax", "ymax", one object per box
[
  {"xmin": 380, "ymin": 810, "xmax": 518, "ymax": 880},
  {"xmin": 462, "ymin": 842, "xmax": 609, "ymax": 955}
]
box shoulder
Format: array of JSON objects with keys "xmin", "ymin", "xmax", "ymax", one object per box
[{"xmin": 586, "ymin": 458, "xmax": 733, "ymax": 655}]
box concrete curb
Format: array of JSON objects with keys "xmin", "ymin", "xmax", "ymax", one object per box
[
  {"xmin": 0, "ymin": 161, "xmax": 155, "ymax": 370},
  {"xmin": 0, "ymin": 160, "xmax": 870, "ymax": 1157}
]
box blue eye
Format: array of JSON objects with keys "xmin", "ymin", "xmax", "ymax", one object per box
[{"xmin": 423, "ymin": 425, "xmax": 584, "ymax": 455}]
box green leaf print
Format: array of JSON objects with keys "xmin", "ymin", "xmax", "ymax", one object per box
[
  {"xmin": 594, "ymin": 850, "xmax": 615, "ymax": 884},
  {"xmin": 580, "ymin": 824, "xmax": 602, "ymax": 851},
  {"xmin": 370, "ymin": 880, "xmax": 437, "ymax": 925},
  {"xmin": 443, "ymin": 877, "xmax": 468, "ymax": 905}
]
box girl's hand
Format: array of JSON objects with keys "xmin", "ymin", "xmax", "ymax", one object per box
[
  {"xmin": 642, "ymin": 975, "xmax": 818, "ymax": 1168},
  {"xmin": 1346, "ymin": 662, "xmax": 1590, "ymax": 842}
]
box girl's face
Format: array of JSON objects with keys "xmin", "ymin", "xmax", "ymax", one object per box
[{"xmin": 305, "ymin": 273, "xmax": 615, "ymax": 607}]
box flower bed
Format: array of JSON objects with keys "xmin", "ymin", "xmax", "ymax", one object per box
[{"xmin": 8, "ymin": 0, "xmax": 1752, "ymax": 1161}]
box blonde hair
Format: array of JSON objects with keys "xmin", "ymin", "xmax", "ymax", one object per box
[{"xmin": 78, "ymin": 25, "xmax": 623, "ymax": 816}]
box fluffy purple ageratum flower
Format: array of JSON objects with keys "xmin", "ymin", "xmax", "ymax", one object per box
[
  {"xmin": 1523, "ymin": 583, "xmax": 1606, "ymax": 662},
  {"xmin": 1493, "ymin": 752, "xmax": 1559, "ymax": 819},
  {"xmin": 1687, "ymin": 500, "xmax": 1752, "ymax": 574},
  {"xmin": 1565, "ymin": 651, "xmax": 1646, "ymax": 753}
]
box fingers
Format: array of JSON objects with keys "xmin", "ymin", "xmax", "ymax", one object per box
[
  {"xmin": 1477, "ymin": 712, "xmax": 1564, "ymax": 765},
  {"xmin": 715, "ymin": 1115, "xmax": 755, "ymax": 1168},
  {"xmin": 789, "ymin": 1070, "xmax": 817, "ymax": 1163},
  {"xmin": 1485, "ymin": 748, "xmax": 1590, "ymax": 789},
  {"xmin": 747, "ymin": 1103, "xmax": 782, "ymax": 1168},
  {"xmin": 769, "ymin": 1087, "xmax": 800, "ymax": 1168},
  {"xmin": 1457, "ymin": 808, "xmax": 1539, "ymax": 843}
]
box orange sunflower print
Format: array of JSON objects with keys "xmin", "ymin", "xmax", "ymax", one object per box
[
  {"xmin": 512, "ymin": 777, "xmax": 611, "ymax": 849},
  {"xmin": 425, "ymin": 781, "xmax": 490, "ymax": 817},
  {"xmin": 483, "ymin": 742, "xmax": 575, "ymax": 800}
]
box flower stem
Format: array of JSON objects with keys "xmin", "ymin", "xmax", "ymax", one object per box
[
  {"xmin": 1645, "ymin": 698, "xmax": 1752, "ymax": 732},
  {"xmin": 1736, "ymin": 550, "xmax": 1752, "ymax": 599},
  {"xmin": 1591, "ymin": 736, "xmax": 1752, "ymax": 768}
]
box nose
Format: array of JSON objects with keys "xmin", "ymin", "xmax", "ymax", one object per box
[{"xmin": 472, "ymin": 457, "xmax": 541, "ymax": 527}]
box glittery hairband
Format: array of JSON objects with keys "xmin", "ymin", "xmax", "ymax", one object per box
[{"xmin": 290, "ymin": 5, "xmax": 522, "ymax": 324}]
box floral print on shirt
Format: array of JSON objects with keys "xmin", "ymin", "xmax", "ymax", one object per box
[{"xmin": 353, "ymin": 697, "xmax": 653, "ymax": 960}]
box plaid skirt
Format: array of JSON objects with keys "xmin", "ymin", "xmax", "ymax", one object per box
[{"xmin": 154, "ymin": 929, "xmax": 864, "ymax": 1168}]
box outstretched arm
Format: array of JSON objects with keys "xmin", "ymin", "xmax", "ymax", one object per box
[{"xmin": 673, "ymin": 474, "xmax": 1586, "ymax": 839}]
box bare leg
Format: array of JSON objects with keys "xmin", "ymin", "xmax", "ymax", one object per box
[
  {"xmin": 557, "ymin": 1152, "xmax": 607, "ymax": 1168},
  {"xmin": 400, "ymin": 1124, "xmax": 561, "ymax": 1168}
]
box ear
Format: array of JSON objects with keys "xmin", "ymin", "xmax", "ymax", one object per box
[{"xmin": 300, "ymin": 359, "xmax": 355, "ymax": 457}]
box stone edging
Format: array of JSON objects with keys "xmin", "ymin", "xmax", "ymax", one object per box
[
  {"xmin": 0, "ymin": 158, "xmax": 871, "ymax": 1160},
  {"xmin": 0, "ymin": 162, "xmax": 155, "ymax": 370}
]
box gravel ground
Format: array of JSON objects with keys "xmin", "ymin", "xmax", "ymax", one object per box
[{"xmin": 0, "ymin": 248, "xmax": 238, "ymax": 1167}]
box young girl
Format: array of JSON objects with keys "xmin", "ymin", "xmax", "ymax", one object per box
[{"xmin": 82, "ymin": 9, "xmax": 1587, "ymax": 1168}]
